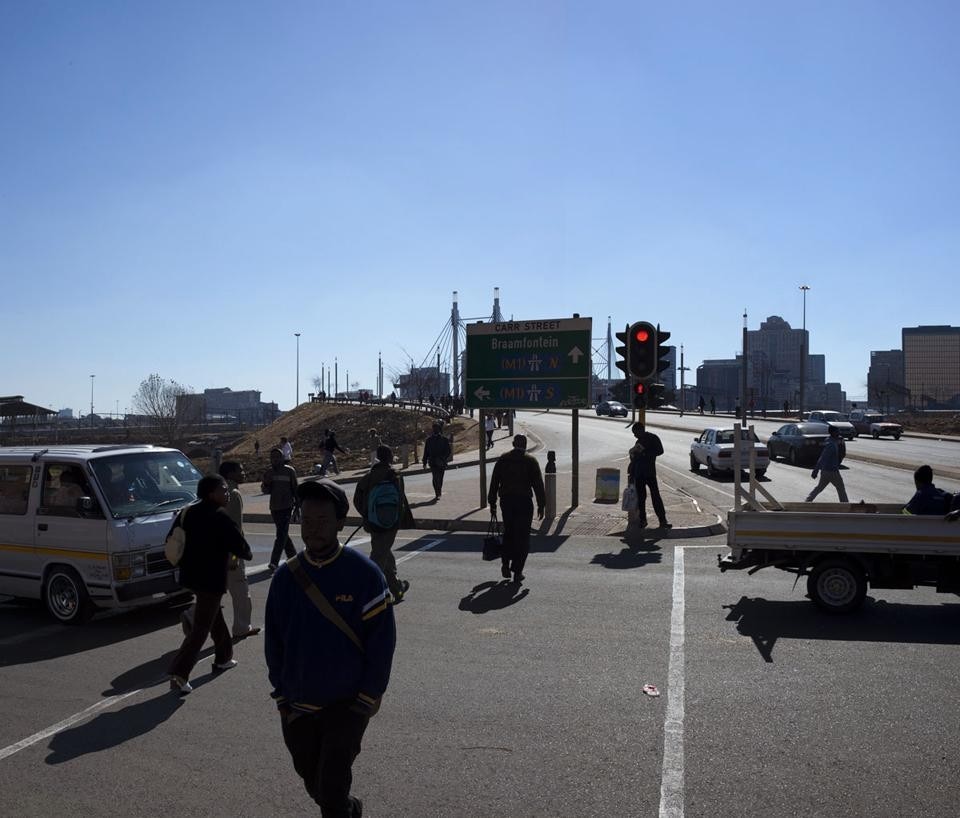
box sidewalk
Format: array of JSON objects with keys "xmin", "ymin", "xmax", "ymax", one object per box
[{"xmin": 240, "ymin": 423, "xmax": 723, "ymax": 538}]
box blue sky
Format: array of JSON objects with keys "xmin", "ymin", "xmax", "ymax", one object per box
[{"xmin": 3, "ymin": 1, "xmax": 958, "ymax": 414}]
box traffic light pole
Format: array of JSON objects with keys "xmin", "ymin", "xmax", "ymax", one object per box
[{"xmin": 571, "ymin": 408, "xmax": 579, "ymax": 507}]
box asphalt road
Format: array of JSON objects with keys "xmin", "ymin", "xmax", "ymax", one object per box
[{"xmin": 3, "ymin": 527, "xmax": 960, "ymax": 817}]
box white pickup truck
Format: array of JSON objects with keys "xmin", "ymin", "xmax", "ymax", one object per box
[{"xmin": 717, "ymin": 425, "xmax": 960, "ymax": 613}]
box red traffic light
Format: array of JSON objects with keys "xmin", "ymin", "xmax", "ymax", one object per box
[
  {"xmin": 635, "ymin": 329, "xmax": 650, "ymax": 343},
  {"xmin": 634, "ymin": 383, "xmax": 645, "ymax": 394}
]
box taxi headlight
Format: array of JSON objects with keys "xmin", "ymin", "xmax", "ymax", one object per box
[{"xmin": 112, "ymin": 553, "xmax": 147, "ymax": 581}]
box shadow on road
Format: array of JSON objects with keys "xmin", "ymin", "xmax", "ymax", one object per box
[
  {"xmin": 397, "ymin": 533, "xmax": 565, "ymax": 555},
  {"xmin": 591, "ymin": 538, "xmax": 663, "ymax": 570},
  {"xmin": 45, "ymin": 690, "xmax": 184, "ymax": 765},
  {"xmin": 458, "ymin": 581, "xmax": 530, "ymax": 613},
  {"xmin": 724, "ymin": 595, "xmax": 960, "ymax": 663},
  {"xmin": 0, "ymin": 599, "xmax": 192, "ymax": 670}
]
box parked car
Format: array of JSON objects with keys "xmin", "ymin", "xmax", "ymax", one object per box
[
  {"xmin": 690, "ymin": 427, "xmax": 769, "ymax": 478},
  {"xmin": 767, "ymin": 422, "xmax": 832, "ymax": 465},
  {"xmin": 595, "ymin": 400, "xmax": 628, "ymax": 417},
  {"xmin": 807, "ymin": 410, "xmax": 857, "ymax": 440},
  {"xmin": 848, "ymin": 409, "xmax": 902, "ymax": 439}
]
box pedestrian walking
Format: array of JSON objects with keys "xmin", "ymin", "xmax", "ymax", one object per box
[
  {"xmin": 319, "ymin": 429, "xmax": 347, "ymax": 476},
  {"xmin": 698, "ymin": 396, "xmax": 705, "ymax": 415},
  {"xmin": 254, "ymin": 439, "xmax": 260, "ymax": 456},
  {"xmin": 180, "ymin": 461, "xmax": 260, "ymax": 639},
  {"xmin": 266, "ymin": 479, "xmax": 396, "ymax": 818},
  {"xmin": 368, "ymin": 428, "xmax": 382, "ymax": 466},
  {"xmin": 354, "ymin": 445, "xmax": 412, "ymax": 603},
  {"xmin": 262, "ymin": 448, "xmax": 299, "ymax": 571},
  {"xmin": 628, "ymin": 422, "xmax": 671, "ymax": 529},
  {"xmin": 710, "ymin": 396, "xmax": 716, "ymax": 415},
  {"xmin": 168, "ymin": 475, "xmax": 252, "ymax": 694},
  {"xmin": 280, "ymin": 436, "xmax": 294, "ymax": 463},
  {"xmin": 484, "ymin": 414, "xmax": 496, "ymax": 449},
  {"xmin": 422, "ymin": 422, "xmax": 452, "ymax": 499},
  {"xmin": 805, "ymin": 426, "xmax": 848, "ymax": 502},
  {"xmin": 487, "ymin": 434, "xmax": 545, "ymax": 584}
]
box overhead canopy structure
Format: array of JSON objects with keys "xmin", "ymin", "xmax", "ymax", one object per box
[{"xmin": 0, "ymin": 395, "xmax": 57, "ymax": 418}]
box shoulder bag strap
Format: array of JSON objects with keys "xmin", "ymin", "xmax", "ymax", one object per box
[{"xmin": 287, "ymin": 555, "xmax": 364, "ymax": 653}]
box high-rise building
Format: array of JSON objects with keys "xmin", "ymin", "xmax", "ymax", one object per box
[
  {"xmin": 867, "ymin": 349, "xmax": 906, "ymax": 412},
  {"xmin": 902, "ymin": 326, "xmax": 960, "ymax": 409},
  {"xmin": 745, "ymin": 315, "xmax": 824, "ymax": 410}
]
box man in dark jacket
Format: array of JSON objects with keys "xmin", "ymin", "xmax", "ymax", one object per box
[
  {"xmin": 628, "ymin": 422, "xmax": 671, "ymax": 529},
  {"xmin": 422, "ymin": 422, "xmax": 452, "ymax": 499},
  {"xmin": 319, "ymin": 429, "xmax": 348, "ymax": 477},
  {"xmin": 904, "ymin": 465, "xmax": 953, "ymax": 515},
  {"xmin": 488, "ymin": 434, "xmax": 546, "ymax": 584},
  {"xmin": 266, "ymin": 479, "xmax": 396, "ymax": 818},
  {"xmin": 353, "ymin": 445, "xmax": 411, "ymax": 603},
  {"xmin": 169, "ymin": 474, "xmax": 252, "ymax": 695}
]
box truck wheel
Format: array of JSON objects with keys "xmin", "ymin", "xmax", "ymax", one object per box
[
  {"xmin": 872, "ymin": 430, "xmax": 880, "ymax": 439},
  {"xmin": 807, "ymin": 558, "xmax": 867, "ymax": 614},
  {"xmin": 690, "ymin": 454, "xmax": 699, "ymax": 473},
  {"xmin": 44, "ymin": 566, "xmax": 95, "ymax": 625}
]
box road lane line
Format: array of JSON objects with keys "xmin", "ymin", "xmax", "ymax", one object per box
[
  {"xmin": 658, "ymin": 462, "xmax": 735, "ymax": 501},
  {"xmin": 659, "ymin": 545, "xmax": 686, "ymax": 818},
  {"xmin": 396, "ymin": 538, "xmax": 444, "ymax": 565},
  {"xmin": 0, "ymin": 688, "xmax": 143, "ymax": 762}
]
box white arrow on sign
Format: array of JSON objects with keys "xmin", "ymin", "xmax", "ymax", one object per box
[
  {"xmin": 474, "ymin": 386, "xmax": 491, "ymax": 401},
  {"xmin": 567, "ymin": 346, "xmax": 584, "ymax": 364}
]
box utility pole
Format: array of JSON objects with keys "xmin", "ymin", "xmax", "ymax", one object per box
[
  {"xmin": 294, "ymin": 332, "xmax": 301, "ymax": 406},
  {"xmin": 679, "ymin": 345, "xmax": 690, "ymax": 416},
  {"xmin": 89, "ymin": 374, "xmax": 95, "ymax": 428},
  {"xmin": 451, "ymin": 292, "xmax": 461, "ymax": 397},
  {"xmin": 741, "ymin": 310, "xmax": 748, "ymax": 428},
  {"xmin": 799, "ymin": 284, "xmax": 810, "ymax": 420}
]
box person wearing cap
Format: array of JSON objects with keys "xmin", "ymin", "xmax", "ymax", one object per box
[
  {"xmin": 422, "ymin": 422, "xmax": 452, "ymax": 500},
  {"xmin": 487, "ymin": 434, "xmax": 546, "ymax": 584},
  {"xmin": 628, "ymin": 422, "xmax": 671, "ymax": 529},
  {"xmin": 265, "ymin": 479, "xmax": 396, "ymax": 818},
  {"xmin": 354, "ymin": 445, "xmax": 412, "ymax": 603},
  {"xmin": 806, "ymin": 425, "xmax": 848, "ymax": 503}
]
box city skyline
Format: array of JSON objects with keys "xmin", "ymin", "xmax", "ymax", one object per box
[{"xmin": 4, "ymin": 3, "xmax": 959, "ymax": 413}]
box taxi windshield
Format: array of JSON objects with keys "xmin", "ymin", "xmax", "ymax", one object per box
[{"xmin": 90, "ymin": 452, "xmax": 200, "ymax": 519}]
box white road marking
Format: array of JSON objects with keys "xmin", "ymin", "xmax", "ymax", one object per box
[
  {"xmin": 659, "ymin": 462, "xmax": 735, "ymax": 501},
  {"xmin": 0, "ymin": 688, "xmax": 143, "ymax": 762},
  {"xmin": 659, "ymin": 545, "xmax": 686, "ymax": 818},
  {"xmin": 396, "ymin": 538, "xmax": 444, "ymax": 565}
]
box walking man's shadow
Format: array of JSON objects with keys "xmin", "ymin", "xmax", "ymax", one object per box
[{"xmin": 459, "ymin": 581, "xmax": 529, "ymax": 614}]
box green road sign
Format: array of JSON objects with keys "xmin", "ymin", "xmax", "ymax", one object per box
[{"xmin": 465, "ymin": 317, "xmax": 592, "ymax": 409}]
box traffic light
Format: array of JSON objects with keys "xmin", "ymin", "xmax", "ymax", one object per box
[
  {"xmin": 629, "ymin": 321, "xmax": 657, "ymax": 380},
  {"xmin": 615, "ymin": 325, "xmax": 630, "ymax": 377},
  {"xmin": 648, "ymin": 382, "xmax": 665, "ymax": 409},
  {"xmin": 632, "ymin": 381, "xmax": 647, "ymax": 409},
  {"xmin": 656, "ymin": 326, "xmax": 671, "ymax": 377}
]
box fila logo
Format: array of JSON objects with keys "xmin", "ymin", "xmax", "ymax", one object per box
[{"xmin": 335, "ymin": 594, "xmax": 354, "ymax": 603}]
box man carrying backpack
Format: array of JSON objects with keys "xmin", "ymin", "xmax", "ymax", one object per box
[{"xmin": 353, "ymin": 445, "xmax": 412, "ymax": 603}]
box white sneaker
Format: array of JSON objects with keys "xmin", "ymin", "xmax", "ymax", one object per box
[
  {"xmin": 212, "ymin": 659, "xmax": 238, "ymax": 673},
  {"xmin": 170, "ymin": 676, "xmax": 193, "ymax": 695}
]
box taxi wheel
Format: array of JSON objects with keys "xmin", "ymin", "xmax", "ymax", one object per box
[
  {"xmin": 706, "ymin": 458, "xmax": 717, "ymax": 478},
  {"xmin": 44, "ymin": 566, "xmax": 95, "ymax": 625}
]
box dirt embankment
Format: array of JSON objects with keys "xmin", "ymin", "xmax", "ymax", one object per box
[{"xmin": 211, "ymin": 403, "xmax": 479, "ymax": 479}]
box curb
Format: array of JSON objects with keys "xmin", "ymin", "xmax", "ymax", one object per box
[{"xmin": 244, "ymin": 512, "xmax": 725, "ymax": 538}]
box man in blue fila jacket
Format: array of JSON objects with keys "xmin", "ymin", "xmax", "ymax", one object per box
[{"xmin": 265, "ymin": 479, "xmax": 396, "ymax": 818}]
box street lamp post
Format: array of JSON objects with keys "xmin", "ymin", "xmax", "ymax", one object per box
[
  {"xmin": 294, "ymin": 333, "xmax": 301, "ymax": 406},
  {"xmin": 799, "ymin": 285, "xmax": 810, "ymax": 420},
  {"xmin": 89, "ymin": 374, "xmax": 95, "ymax": 429}
]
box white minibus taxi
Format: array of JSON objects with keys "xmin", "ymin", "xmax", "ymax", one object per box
[{"xmin": 0, "ymin": 445, "xmax": 199, "ymax": 624}]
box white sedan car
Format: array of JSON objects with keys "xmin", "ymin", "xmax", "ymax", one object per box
[{"xmin": 690, "ymin": 427, "xmax": 769, "ymax": 478}]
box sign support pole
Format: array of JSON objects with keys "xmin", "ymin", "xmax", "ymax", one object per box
[
  {"xmin": 479, "ymin": 409, "xmax": 488, "ymax": 508},
  {"xmin": 571, "ymin": 408, "xmax": 579, "ymax": 507}
]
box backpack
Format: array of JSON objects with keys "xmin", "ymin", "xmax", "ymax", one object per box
[
  {"xmin": 367, "ymin": 477, "xmax": 402, "ymax": 532},
  {"xmin": 164, "ymin": 505, "xmax": 191, "ymax": 566}
]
